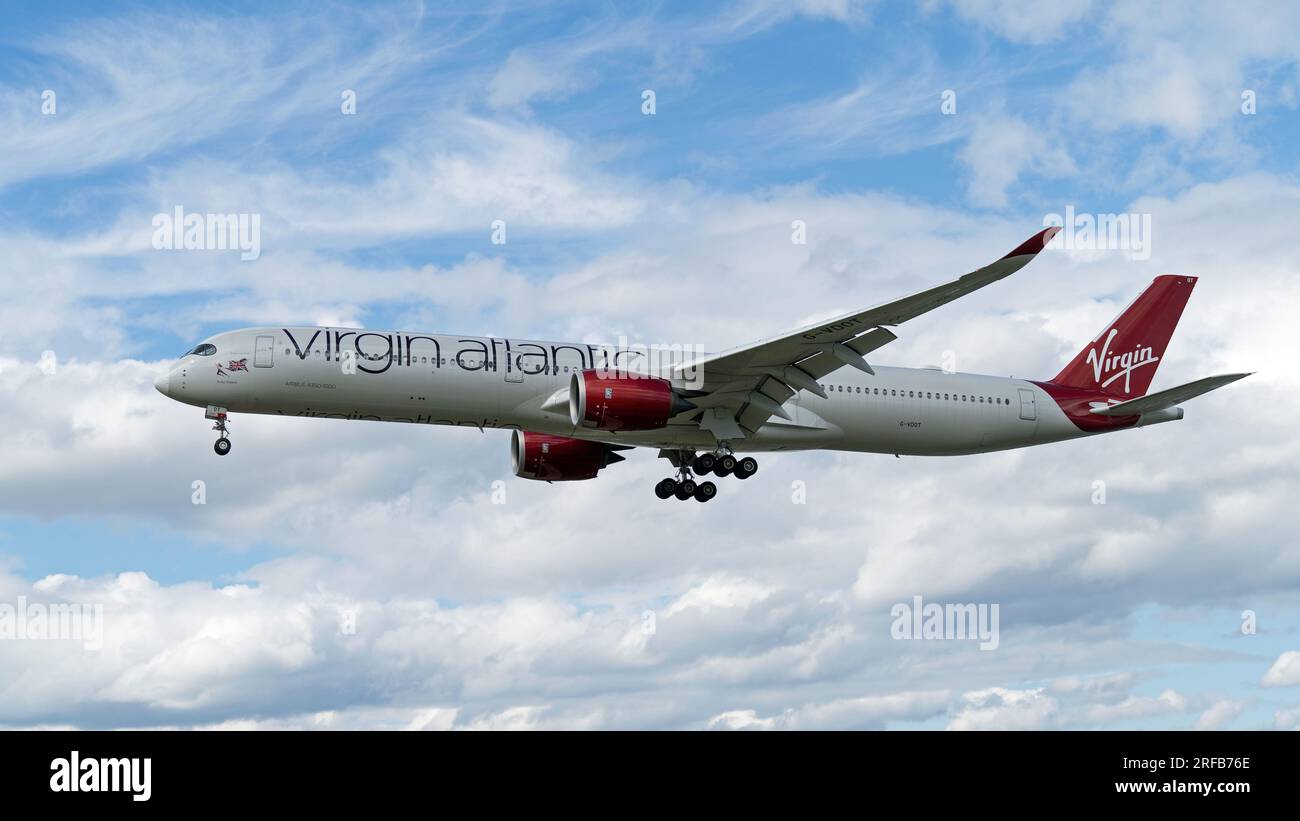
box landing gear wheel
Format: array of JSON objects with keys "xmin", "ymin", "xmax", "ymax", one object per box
[
  {"xmin": 715, "ymin": 454, "xmax": 736, "ymax": 477},
  {"xmin": 735, "ymin": 456, "xmax": 758, "ymax": 479},
  {"xmin": 692, "ymin": 453, "xmax": 716, "ymax": 474},
  {"xmin": 655, "ymin": 478, "xmax": 677, "ymax": 499},
  {"xmin": 693, "ymin": 481, "xmax": 717, "ymax": 502},
  {"xmin": 209, "ymin": 409, "xmax": 232, "ymax": 457},
  {"xmin": 675, "ymin": 479, "xmax": 697, "ymax": 500}
]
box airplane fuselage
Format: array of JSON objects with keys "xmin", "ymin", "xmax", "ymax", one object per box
[{"xmin": 155, "ymin": 326, "xmax": 1161, "ymax": 457}]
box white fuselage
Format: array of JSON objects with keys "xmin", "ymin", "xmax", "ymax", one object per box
[{"xmin": 156, "ymin": 327, "xmax": 1108, "ymax": 456}]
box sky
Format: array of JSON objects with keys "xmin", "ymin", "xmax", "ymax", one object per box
[{"xmin": 1, "ymin": 0, "xmax": 1299, "ymax": 730}]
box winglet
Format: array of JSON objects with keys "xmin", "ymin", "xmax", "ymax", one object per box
[{"xmin": 1000, "ymin": 226, "xmax": 1061, "ymax": 260}]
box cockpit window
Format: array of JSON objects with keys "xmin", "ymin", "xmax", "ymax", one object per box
[{"xmin": 185, "ymin": 343, "xmax": 217, "ymax": 356}]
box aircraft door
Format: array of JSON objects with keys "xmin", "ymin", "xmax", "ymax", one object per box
[
  {"xmin": 1017, "ymin": 388, "xmax": 1036, "ymax": 421},
  {"xmin": 504, "ymin": 355, "xmax": 523, "ymax": 383},
  {"xmin": 254, "ymin": 335, "xmax": 275, "ymax": 368}
]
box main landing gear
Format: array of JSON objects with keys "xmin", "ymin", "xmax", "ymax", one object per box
[
  {"xmin": 695, "ymin": 452, "xmax": 757, "ymax": 480},
  {"xmin": 654, "ymin": 476, "xmax": 715, "ymax": 502},
  {"xmin": 206, "ymin": 406, "xmax": 232, "ymax": 456},
  {"xmin": 654, "ymin": 448, "xmax": 758, "ymax": 501}
]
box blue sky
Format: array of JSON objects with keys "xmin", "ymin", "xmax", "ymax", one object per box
[{"xmin": 1, "ymin": 0, "xmax": 1299, "ymax": 729}]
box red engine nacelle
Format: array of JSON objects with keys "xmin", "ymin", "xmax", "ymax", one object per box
[
  {"xmin": 569, "ymin": 370, "xmax": 696, "ymax": 431},
  {"xmin": 511, "ymin": 430, "xmax": 627, "ymax": 481}
]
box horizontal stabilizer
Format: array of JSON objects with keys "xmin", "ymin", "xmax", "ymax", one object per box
[{"xmin": 1090, "ymin": 373, "xmax": 1252, "ymax": 416}]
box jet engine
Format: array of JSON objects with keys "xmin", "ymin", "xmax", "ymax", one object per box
[
  {"xmin": 511, "ymin": 430, "xmax": 631, "ymax": 481},
  {"xmin": 569, "ymin": 370, "xmax": 696, "ymax": 431}
]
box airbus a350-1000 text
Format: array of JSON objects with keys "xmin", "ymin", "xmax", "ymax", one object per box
[{"xmin": 155, "ymin": 227, "xmax": 1250, "ymax": 501}]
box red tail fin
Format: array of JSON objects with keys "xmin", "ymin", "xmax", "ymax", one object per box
[{"xmin": 1050, "ymin": 275, "xmax": 1197, "ymax": 397}]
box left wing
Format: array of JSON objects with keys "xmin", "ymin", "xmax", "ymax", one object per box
[{"xmin": 672, "ymin": 226, "xmax": 1061, "ymax": 439}]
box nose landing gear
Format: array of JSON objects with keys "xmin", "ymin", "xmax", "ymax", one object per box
[{"xmin": 206, "ymin": 406, "xmax": 232, "ymax": 456}]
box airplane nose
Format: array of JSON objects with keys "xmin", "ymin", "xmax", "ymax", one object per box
[{"xmin": 154, "ymin": 371, "xmax": 170, "ymax": 396}]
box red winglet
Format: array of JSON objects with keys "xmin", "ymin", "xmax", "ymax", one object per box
[{"xmin": 1000, "ymin": 226, "xmax": 1061, "ymax": 260}]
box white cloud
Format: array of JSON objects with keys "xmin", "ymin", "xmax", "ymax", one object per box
[
  {"xmin": 0, "ymin": 8, "xmax": 435, "ymax": 188},
  {"xmin": 1062, "ymin": 3, "xmax": 1300, "ymax": 138},
  {"xmin": 1273, "ymin": 707, "xmax": 1300, "ymax": 730},
  {"xmin": 957, "ymin": 115, "xmax": 1075, "ymax": 207},
  {"xmin": 1192, "ymin": 699, "xmax": 1243, "ymax": 731},
  {"xmin": 488, "ymin": 51, "xmax": 583, "ymax": 110},
  {"xmin": 707, "ymin": 689, "xmax": 949, "ymax": 730},
  {"xmin": 1262, "ymin": 651, "xmax": 1300, "ymax": 688},
  {"xmin": 1079, "ymin": 690, "xmax": 1189, "ymax": 724},
  {"xmin": 664, "ymin": 577, "xmax": 775, "ymax": 617},
  {"xmin": 948, "ymin": 687, "xmax": 1059, "ymax": 730},
  {"xmin": 708, "ymin": 709, "xmax": 779, "ymax": 730},
  {"xmin": 946, "ymin": 0, "xmax": 1094, "ymax": 44}
]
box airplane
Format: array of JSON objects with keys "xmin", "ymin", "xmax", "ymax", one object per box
[{"xmin": 154, "ymin": 226, "xmax": 1250, "ymax": 501}]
